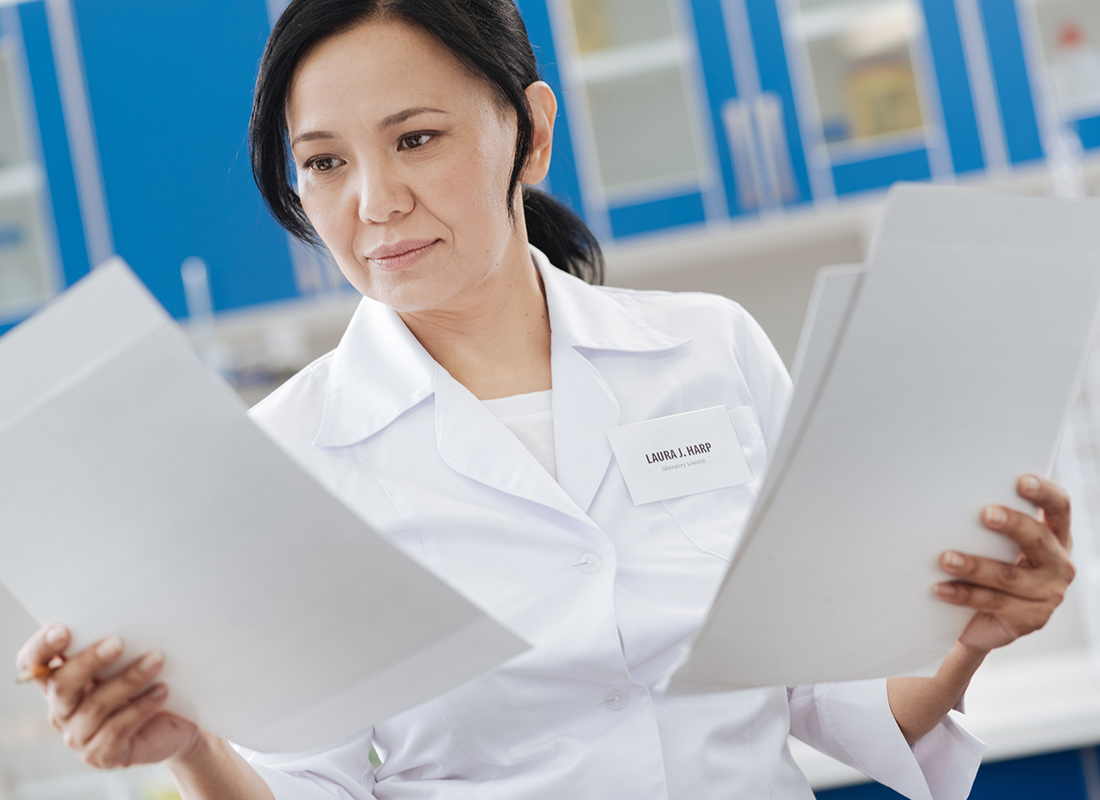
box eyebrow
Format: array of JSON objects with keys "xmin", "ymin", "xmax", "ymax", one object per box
[
  {"xmin": 290, "ymin": 107, "xmax": 449, "ymax": 147},
  {"xmin": 381, "ymin": 106, "xmax": 449, "ymax": 129}
]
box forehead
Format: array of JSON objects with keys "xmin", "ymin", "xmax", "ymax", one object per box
[{"xmin": 286, "ymin": 17, "xmax": 492, "ymax": 132}]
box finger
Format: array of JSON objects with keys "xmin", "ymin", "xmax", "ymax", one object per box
[
  {"xmin": 981, "ymin": 505, "xmax": 1064, "ymax": 568},
  {"xmin": 66, "ymin": 651, "xmax": 165, "ymax": 747},
  {"xmin": 940, "ymin": 550, "xmax": 1050, "ymax": 600},
  {"xmin": 15, "ymin": 624, "xmax": 69, "ymax": 681},
  {"xmin": 1018, "ymin": 475, "xmax": 1072, "ymax": 549},
  {"xmin": 935, "ymin": 582, "xmax": 1053, "ymax": 635},
  {"xmin": 46, "ymin": 636, "xmax": 124, "ymax": 723},
  {"xmin": 80, "ymin": 684, "xmax": 168, "ymax": 770}
]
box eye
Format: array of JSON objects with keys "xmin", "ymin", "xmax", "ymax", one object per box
[
  {"xmin": 398, "ymin": 132, "xmax": 435, "ymax": 151},
  {"xmin": 304, "ymin": 155, "xmax": 344, "ymax": 173}
]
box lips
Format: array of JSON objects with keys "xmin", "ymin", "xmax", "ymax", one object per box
[{"xmin": 367, "ymin": 239, "xmax": 438, "ymax": 269}]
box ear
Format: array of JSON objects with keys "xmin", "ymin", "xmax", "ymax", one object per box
[{"xmin": 520, "ymin": 81, "xmax": 557, "ymax": 185}]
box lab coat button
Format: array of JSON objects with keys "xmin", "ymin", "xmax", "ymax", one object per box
[
  {"xmin": 603, "ymin": 686, "xmax": 630, "ymax": 711},
  {"xmin": 576, "ymin": 552, "xmax": 603, "ymax": 574}
]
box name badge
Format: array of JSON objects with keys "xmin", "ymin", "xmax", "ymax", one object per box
[{"xmin": 606, "ymin": 406, "xmax": 754, "ymax": 505}]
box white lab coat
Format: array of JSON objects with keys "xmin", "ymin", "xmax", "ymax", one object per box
[{"xmin": 239, "ymin": 247, "xmax": 984, "ymax": 800}]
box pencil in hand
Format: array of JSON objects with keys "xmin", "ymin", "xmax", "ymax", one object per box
[{"xmin": 15, "ymin": 656, "xmax": 63, "ymax": 684}]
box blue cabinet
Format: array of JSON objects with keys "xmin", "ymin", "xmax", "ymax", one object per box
[
  {"xmin": 1, "ymin": 0, "xmax": 296, "ymax": 333},
  {"xmin": 740, "ymin": 0, "xmax": 986, "ymax": 198},
  {"xmin": 527, "ymin": 0, "xmax": 1100, "ymax": 240},
  {"xmin": 1007, "ymin": 0, "xmax": 1100, "ymax": 153},
  {"xmin": 520, "ymin": 0, "xmax": 732, "ymax": 238},
  {"xmin": 4, "ymin": 0, "xmax": 1098, "ymax": 329},
  {"xmin": 70, "ymin": 0, "xmax": 297, "ymax": 320}
]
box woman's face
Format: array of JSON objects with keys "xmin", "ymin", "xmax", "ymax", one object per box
[{"xmin": 286, "ymin": 18, "xmax": 542, "ymax": 315}]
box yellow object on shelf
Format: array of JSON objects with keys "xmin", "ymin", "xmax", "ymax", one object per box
[
  {"xmin": 570, "ymin": 0, "xmax": 610, "ymax": 53},
  {"xmin": 845, "ymin": 57, "xmax": 924, "ymax": 140}
]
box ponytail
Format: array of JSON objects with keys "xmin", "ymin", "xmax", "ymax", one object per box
[{"xmin": 523, "ymin": 187, "xmax": 604, "ymax": 286}]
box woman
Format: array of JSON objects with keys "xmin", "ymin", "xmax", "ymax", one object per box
[{"xmin": 16, "ymin": 1, "xmax": 1075, "ymax": 798}]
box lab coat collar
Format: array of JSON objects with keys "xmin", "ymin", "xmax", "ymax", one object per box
[
  {"xmin": 314, "ymin": 246, "xmax": 691, "ymax": 448},
  {"xmin": 532, "ymin": 247, "xmax": 691, "ymax": 354},
  {"xmin": 313, "ymin": 295, "xmax": 436, "ymax": 448}
]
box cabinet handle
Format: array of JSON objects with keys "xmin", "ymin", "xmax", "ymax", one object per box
[
  {"xmin": 722, "ymin": 98, "xmax": 764, "ymax": 212},
  {"xmin": 752, "ymin": 92, "xmax": 799, "ymax": 206}
]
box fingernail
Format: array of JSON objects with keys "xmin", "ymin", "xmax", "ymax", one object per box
[
  {"xmin": 936, "ymin": 583, "xmax": 958, "ymax": 597},
  {"xmin": 45, "ymin": 626, "xmax": 67, "ymax": 647},
  {"xmin": 148, "ymin": 684, "xmax": 168, "ymax": 702},
  {"xmin": 1021, "ymin": 476, "xmax": 1041, "ymax": 495},
  {"xmin": 943, "ymin": 551, "xmax": 965, "ymax": 569},
  {"xmin": 139, "ymin": 651, "xmax": 164, "ymax": 674},
  {"xmin": 984, "ymin": 506, "xmax": 1007, "ymax": 526},
  {"xmin": 96, "ymin": 636, "xmax": 122, "ymax": 660}
]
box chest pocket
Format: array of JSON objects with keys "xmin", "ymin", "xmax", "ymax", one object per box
[{"xmin": 660, "ymin": 405, "xmax": 767, "ymax": 561}]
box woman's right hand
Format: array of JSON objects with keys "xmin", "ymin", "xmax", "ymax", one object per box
[{"xmin": 16, "ymin": 624, "xmax": 200, "ymax": 770}]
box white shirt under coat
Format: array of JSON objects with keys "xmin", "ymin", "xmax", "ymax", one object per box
[{"xmin": 239, "ymin": 247, "xmax": 984, "ymax": 799}]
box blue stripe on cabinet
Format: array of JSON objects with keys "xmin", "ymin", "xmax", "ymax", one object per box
[
  {"xmin": 71, "ymin": 0, "xmax": 295, "ymax": 319},
  {"xmin": 977, "ymin": 0, "xmax": 1044, "ymax": 165},
  {"xmin": 814, "ymin": 780, "xmax": 904, "ymax": 799},
  {"xmin": 815, "ymin": 748, "xmax": 1092, "ymax": 800},
  {"xmin": 967, "ymin": 749, "xmax": 1090, "ymax": 800},
  {"xmin": 1076, "ymin": 115, "xmax": 1100, "ymax": 151},
  {"xmin": 832, "ymin": 149, "xmax": 932, "ymax": 196},
  {"xmin": 16, "ymin": 1, "xmax": 91, "ymax": 289},
  {"xmin": 741, "ymin": 0, "xmax": 813, "ymax": 206},
  {"xmin": 689, "ymin": 0, "xmax": 748, "ymax": 219},
  {"xmin": 919, "ymin": 0, "xmax": 985, "ymax": 175},
  {"xmin": 515, "ymin": 0, "xmax": 588, "ymax": 223},
  {"xmin": 608, "ymin": 192, "xmax": 707, "ymax": 238}
]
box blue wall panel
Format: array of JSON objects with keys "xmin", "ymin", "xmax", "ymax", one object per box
[
  {"xmin": 72, "ymin": 0, "xmax": 295, "ymax": 318},
  {"xmin": 690, "ymin": 0, "xmax": 747, "ymax": 218},
  {"xmin": 1076, "ymin": 115, "xmax": 1100, "ymax": 151},
  {"xmin": 920, "ymin": 0, "xmax": 986, "ymax": 175},
  {"xmin": 516, "ymin": 0, "xmax": 587, "ymax": 222},
  {"xmin": 832, "ymin": 149, "xmax": 932, "ymax": 196},
  {"xmin": 16, "ymin": 1, "xmax": 90, "ymax": 290},
  {"xmin": 608, "ymin": 192, "xmax": 707, "ymax": 238},
  {"xmin": 979, "ymin": 0, "xmax": 1045, "ymax": 165}
]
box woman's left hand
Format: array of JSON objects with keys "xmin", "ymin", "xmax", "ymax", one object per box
[{"xmin": 936, "ymin": 475, "xmax": 1075, "ymax": 655}]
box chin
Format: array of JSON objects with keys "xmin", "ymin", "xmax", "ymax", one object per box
[{"xmin": 362, "ymin": 281, "xmax": 453, "ymax": 315}]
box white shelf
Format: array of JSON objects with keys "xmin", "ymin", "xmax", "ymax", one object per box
[
  {"xmin": 793, "ymin": 0, "xmax": 920, "ymax": 44},
  {"xmin": 820, "ymin": 126, "xmax": 939, "ymax": 165},
  {"xmin": 1065, "ymin": 98, "xmax": 1100, "ymax": 121},
  {"xmin": 577, "ymin": 36, "xmax": 684, "ymax": 83}
]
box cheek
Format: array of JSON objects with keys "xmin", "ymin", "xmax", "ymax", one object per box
[
  {"xmin": 454, "ymin": 132, "xmax": 518, "ymax": 230},
  {"xmin": 421, "ymin": 158, "xmax": 509, "ymax": 241},
  {"xmin": 300, "ymin": 183, "xmax": 351, "ymax": 251}
]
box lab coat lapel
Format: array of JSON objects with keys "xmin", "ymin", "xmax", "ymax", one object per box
[
  {"xmin": 533, "ymin": 247, "xmax": 689, "ymax": 514},
  {"xmin": 551, "ymin": 341, "xmax": 620, "ymax": 513},
  {"xmin": 433, "ymin": 363, "xmax": 591, "ymax": 524}
]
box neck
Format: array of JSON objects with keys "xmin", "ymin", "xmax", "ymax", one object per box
[{"xmin": 398, "ymin": 241, "xmax": 552, "ymax": 401}]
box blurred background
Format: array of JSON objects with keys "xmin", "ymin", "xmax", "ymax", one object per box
[{"xmin": 2, "ymin": 0, "xmax": 1100, "ymax": 796}]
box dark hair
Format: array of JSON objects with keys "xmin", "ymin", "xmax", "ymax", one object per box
[{"xmin": 250, "ymin": 0, "xmax": 604, "ymax": 285}]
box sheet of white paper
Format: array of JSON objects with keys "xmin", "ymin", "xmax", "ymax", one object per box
[
  {"xmin": 772, "ymin": 265, "xmax": 866, "ymax": 478},
  {"xmin": 0, "ymin": 261, "xmax": 528, "ymax": 753},
  {"xmin": 672, "ymin": 186, "xmax": 1100, "ymax": 692}
]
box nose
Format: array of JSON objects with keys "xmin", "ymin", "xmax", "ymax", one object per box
[{"xmin": 356, "ymin": 159, "xmax": 414, "ymax": 223}]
